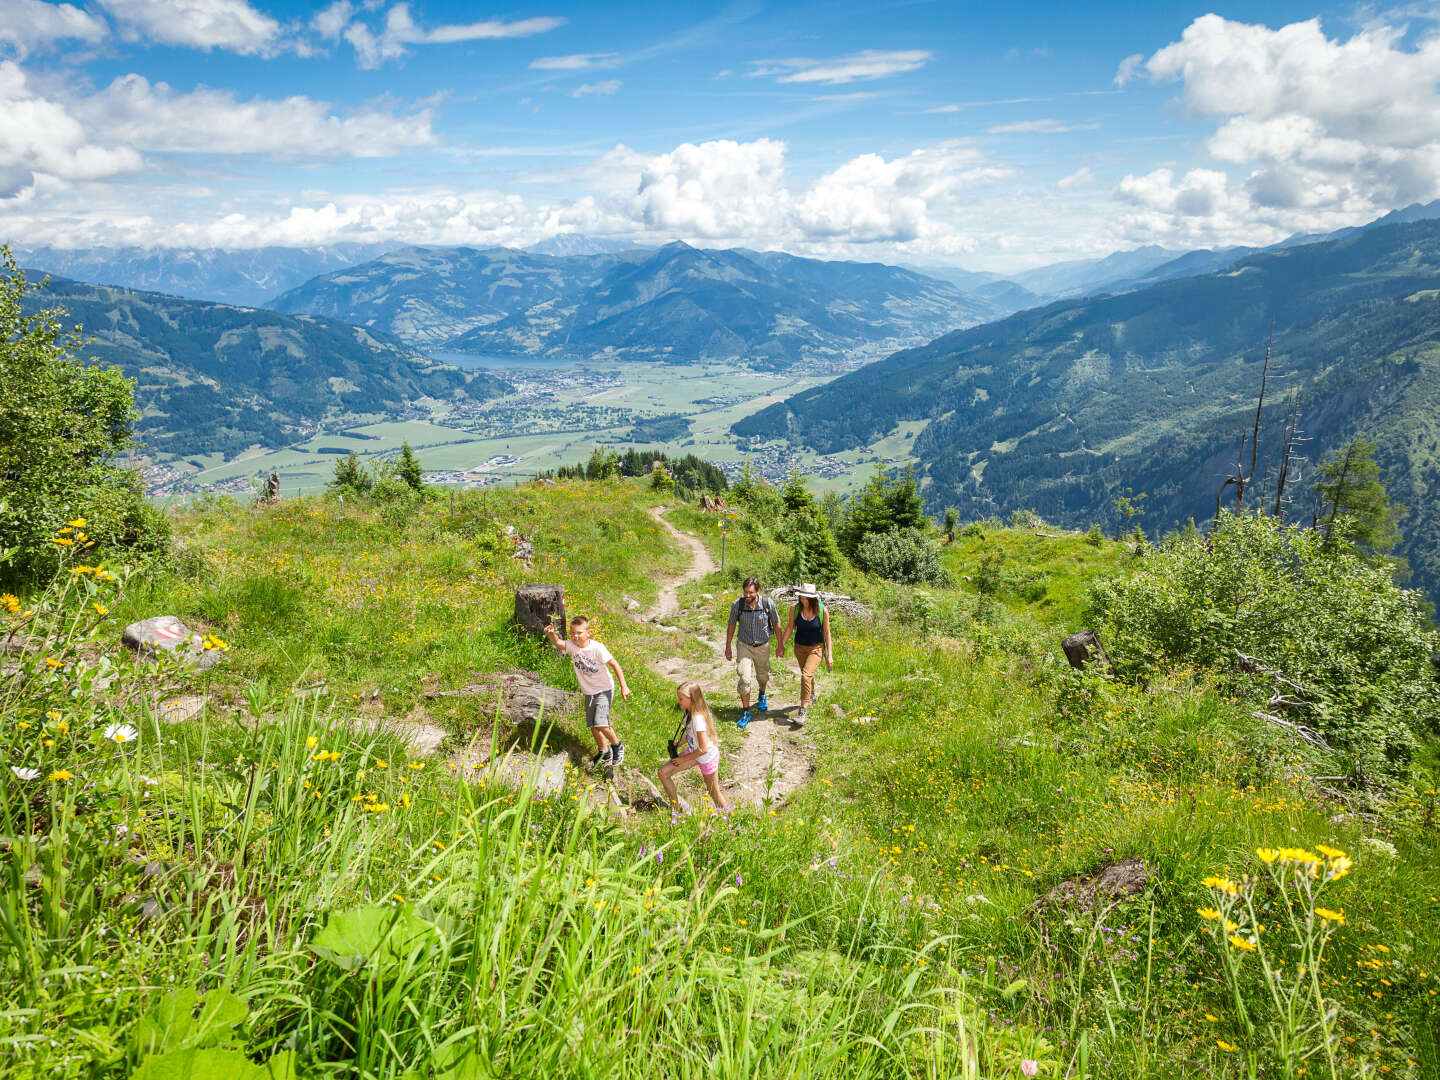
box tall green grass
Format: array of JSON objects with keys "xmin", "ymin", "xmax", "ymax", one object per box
[{"xmin": 2, "ymin": 482, "xmax": 1435, "ymax": 1077}]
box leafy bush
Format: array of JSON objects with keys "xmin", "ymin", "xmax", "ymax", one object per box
[
  {"xmin": 854, "ymin": 528, "xmax": 950, "ymax": 586},
  {"xmin": 0, "ymin": 250, "xmax": 166, "ymax": 586},
  {"xmin": 1007, "ymin": 508, "xmax": 1045, "ymax": 530},
  {"xmin": 1086, "ymin": 510, "xmax": 1440, "ymax": 777}
]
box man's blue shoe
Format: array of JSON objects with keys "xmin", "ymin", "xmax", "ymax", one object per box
[
  {"xmin": 756, "ymin": 693, "xmax": 769, "ymax": 712},
  {"xmin": 738, "ymin": 709, "xmax": 751, "ymax": 729}
]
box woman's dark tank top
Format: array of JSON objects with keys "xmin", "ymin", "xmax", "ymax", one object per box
[{"xmin": 794, "ymin": 603, "xmax": 824, "ymax": 646}]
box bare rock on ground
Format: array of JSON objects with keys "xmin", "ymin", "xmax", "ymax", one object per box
[
  {"xmin": 156, "ymin": 695, "xmax": 207, "ymax": 724},
  {"xmin": 350, "ymin": 715, "xmax": 449, "ymax": 756},
  {"xmin": 1036, "ymin": 857, "xmax": 1148, "ymax": 912},
  {"xmin": 121, "ymin": 615, "xmax": 223, "ymax": 671},
  {"xmin": 424, "ymin": 669, "xmax": 578, "ymax": 725}
]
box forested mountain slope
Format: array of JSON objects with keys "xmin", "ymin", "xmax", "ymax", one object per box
[
  {"xmin": 736, "ymin": 219, "xmax": 1440, "ymax": 598},
  {"xmin": 26, "ymin": 276, "xmax": 507, "ymax": 459}
]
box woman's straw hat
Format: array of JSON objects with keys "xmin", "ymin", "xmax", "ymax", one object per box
[{"xmin": 796, "ymin": 583, "xmax": 820, "ymax": 598}]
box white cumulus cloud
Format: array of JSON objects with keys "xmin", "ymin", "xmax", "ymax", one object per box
[
  {"xmin": 1125, "ymin": 13, "xmax": 1440, "ymax": 241},
  {"xmin": 795, "ymin": 143, "xmax": 1010, "ymax": 242},
  {"xmin": 630, "ymin": 138, "xmax": 790, "ymax": 237},
  {"xmin": 0, "ymin": 0, "xmax": 107, "ymax": 58},
  {"xmin": 1058, "ymin": 166, "xmax": 1095, "ymax": 190},
  {"xmin": 749, "ymin": 49, "xmax": 931, "ymax": 85},
  {"xmin": 98, "ymin": 0, "xmax": 281, "ymax": 55},
  {"xmin": 0, "ymin": 61, "xmax": 141, "ymax": 197}
]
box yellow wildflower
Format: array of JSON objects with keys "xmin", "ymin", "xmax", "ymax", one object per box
[
  {"xmin": 45, "ymin": 657, "xmax": 61, "ymax": 668},
  {"xmin": 1316, "ymin": 844, "xmax": 1346, "ymax": 859},
  {"xmin": 67, "ymin": 518, "xmax": 86, "ymax": 528},
  {"xmin": 1329, "ymin": 855, "xmax": 1353, "ymax": 880},
  {"xmin": 1197, "ymin": 907, "xmax": 1221, "ymax": 921},
  {"xmin": 1315, "ymin": 907, "xmax": 1345, "ymax": 925},
  {"xmin": 401, "ymin": 791, "xmax": 411, "ymax": 807},
  {"xmin": 1256, "ymin": 847, "xmax": 1279, "ymax": 863},
  {"xmin": 50, "ymin": 538, "xmax": 74, "ymax": 547},
  {"xmin": 1228, "ymin": 935, "xmax": 1258, "ymax": 952},
  {"xmin": 0, "ymin": 594, "xmax": 19, "ymax": 613},
  {"xmin": 1217, "ymin": 1040, "xmax": 1237, "ymax": 1052},
  {"xmin": 48, "ymin": 769, "xmax": 74, "ymax": 781},
  {"xmin": 306, "ymin": 735, "xmax": 318, "ymax": 749},
  {"xmin": 92, "ymin": 603, "xmax": 108, "ymax": 616},
  {"xmin": 1203, "ymin": 876, "xmax": 1239, "ymax": 897},
  {"xmin": 45, "ymin": 710, "xmax": 61, "ymax": 721},
  {"xmin": 365, "ymin": 802, "xmax": 389, "ymax": 812}
]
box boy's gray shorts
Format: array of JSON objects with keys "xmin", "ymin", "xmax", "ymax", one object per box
[{"xmin": 584, "ymin": 689, "xmax": 614, "ymax": 729}]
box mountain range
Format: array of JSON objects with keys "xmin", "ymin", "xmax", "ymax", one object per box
[
  {"xmin": 23, "ymin": 276, "xmax": 507, "ymax": 460},
  {"xmin": 735, "ymin": 218, "xmax": 1440, "ymax": 601},
  {"xmin": 14, "ymin": 245, "xmax": 391, "ymax": 308},
  {"xmin": 269, "ymin": 242, "xmax": 1015, "ymax": 366}
]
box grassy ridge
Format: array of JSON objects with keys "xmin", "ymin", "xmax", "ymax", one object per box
[{"xmin": 2, "ymin": 480, "xmax": 1436, "ymax": 1077}]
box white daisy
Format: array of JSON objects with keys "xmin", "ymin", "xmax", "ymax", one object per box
[
  {"xmin": 10, "ymin": 766, "xmax": 41, "ymax": 781},
  {"xmin": 104, "ymin": 723, "xmax": 139, "ymax": 744}
]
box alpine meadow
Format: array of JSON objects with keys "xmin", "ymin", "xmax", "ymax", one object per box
[{"xmin": 4, "ymin": 3, "xmax": 1440, "ymax": 1079}]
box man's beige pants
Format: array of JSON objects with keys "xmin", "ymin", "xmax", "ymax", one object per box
[{"xmin": 736, "ymin": 639, "xmax": 771, "ymax": 701}]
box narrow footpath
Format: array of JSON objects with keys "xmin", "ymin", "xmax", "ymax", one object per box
[{"xmin": 638, "ymin": 507, "xmax": 815, "ymax": 809}]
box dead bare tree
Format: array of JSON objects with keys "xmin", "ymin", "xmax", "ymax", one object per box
[
  {"xmin": 1214, "ymin": 319, "xmax": 1275, "ymax": 522},
  {"xmin": 1272, "ymin": 389, "xmax": 1305, "ymax": 520}
]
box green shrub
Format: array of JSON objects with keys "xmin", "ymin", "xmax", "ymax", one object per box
[
  {"xmin": 854, "ymin": 528, "xmax": 950, "ymax": 586},
  {"xmin": 1086, "ymin": 510, "xmax": 1440, "ymax": 777},
  {"xmin": 1085, "ymin": 523, "xmax": 1104, "ymax": 546},
  {"xmin": 0, "ymin": 249, "xmax": 165, "ymax": 587}
]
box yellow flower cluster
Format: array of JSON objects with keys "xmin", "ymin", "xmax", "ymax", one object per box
[
  {"xmin": 1254, "ymin": 845, "xmax": 1351, "ymax": 880},
  {"xmin": 201, "ymin": 633, "xmax": 229, "ymax": 651}
]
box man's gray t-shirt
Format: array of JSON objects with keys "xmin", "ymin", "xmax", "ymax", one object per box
[{"xmin": 729, "ymin": 595, "xmax": 779, "ymax": 646}]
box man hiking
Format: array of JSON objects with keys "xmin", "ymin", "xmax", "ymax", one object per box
[{"xmin": 724, "ymin": 576, "xmax": 781, "ymax": 730}]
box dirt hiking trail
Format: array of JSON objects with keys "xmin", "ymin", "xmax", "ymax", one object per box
[{"xmin": 640, "ymin": 507, "xmax": 815, "ymax": 810}]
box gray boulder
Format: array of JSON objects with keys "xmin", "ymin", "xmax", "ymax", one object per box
[{"xmin": 121, "ymin": 616, "xmax": 224, "ymax": 672}]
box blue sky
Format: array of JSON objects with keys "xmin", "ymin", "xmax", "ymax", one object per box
[{"xmin": 3, "ymin": 0, "xmax": 1438, "ymax": 270}]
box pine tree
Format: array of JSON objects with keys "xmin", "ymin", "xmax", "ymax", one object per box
[
  {"xmin": 1315, "ymin": 437, "xmax": 1404, "ymax": 556},
  {"xmin": 396, "ymin": 442, "xmax": 425, "ymax": 491},
  {"xmin": 329, "ymin": 451, "xmax": 371, "ymax": 495},
  {"xmin": 782, "ymin": 466, "xmax": 815, "ymax": 513},
  {"xmin": 884, "ymin": 467, "xmax": 927, "ymax": 531},
  {"xmin": 943, "ymin": 507, "xmax": 959, "ymax": 542}
]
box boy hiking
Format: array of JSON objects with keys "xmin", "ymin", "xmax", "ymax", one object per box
[
  {"xmin": 724, "ymin": 576, "xmax": 781, "ymax": 730},
  {"xmin": 544, "ymin": 615, "xmax": 631, "ymax": 773}
]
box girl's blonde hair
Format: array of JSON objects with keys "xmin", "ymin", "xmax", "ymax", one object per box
[{"xmin": 677, "ymin": 680, "xmax": 711, "ymax": 723}]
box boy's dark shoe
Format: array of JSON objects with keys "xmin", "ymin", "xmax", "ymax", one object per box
[
  {"xmin": 590, "ymin": 749, "xmax": 612, "ymax": 770},
  {"xmin": 612, "ymin": 743, "xmax": 626, "ymax": 767}
]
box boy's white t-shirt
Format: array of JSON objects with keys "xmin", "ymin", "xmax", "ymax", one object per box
[{"xmin": 563, "ymin": 639, "xmax": 615, "ymax": 695}]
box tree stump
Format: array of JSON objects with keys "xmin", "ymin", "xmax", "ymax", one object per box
[
  {"xmin": 1062, "ymin": 629, "xmax": 1112, "ymax": 671},
  {"xmin": 514, "ymin": 584, "xmax": 566, "ymax": 639}
]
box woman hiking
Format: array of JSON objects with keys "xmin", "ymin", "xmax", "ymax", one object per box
[{"xmin": 776, "ymin": 583, "xmax": 833, "ymax": 728}]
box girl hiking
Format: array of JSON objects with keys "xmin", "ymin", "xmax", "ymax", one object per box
[
  {"xmin": 657, "ymin": 681, "xmax": 728, "ymax": 813},
  {"xmin": 776, "ymin": 584, "xmax": 833, "ymax": 728}
]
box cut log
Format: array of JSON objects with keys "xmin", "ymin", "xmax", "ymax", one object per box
[
  {"xmin": 1062, "ymin": 629, "xmax": 1111, "ymax": 671},
  {"xmin": 514, "ymin": 583, "xmax": 566, "ymax": 639}
]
